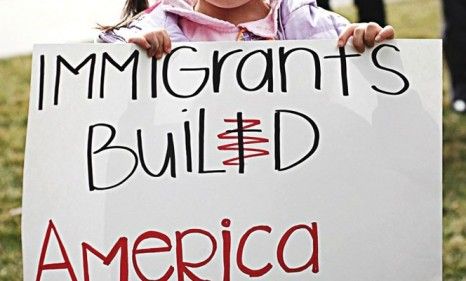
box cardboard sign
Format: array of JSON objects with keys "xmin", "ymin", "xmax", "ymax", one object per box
[{"xmin": 23, "ymin": 40, "xmax": 442, "ymax": 281}]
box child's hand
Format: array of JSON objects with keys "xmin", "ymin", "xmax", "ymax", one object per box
[
  {"xmin": 128, "ymin": 28, "xmax": 172, "ymax": 59},
  {"xmin": 337, "ymin": 22, "xmax": 395, "ymax": 53}
]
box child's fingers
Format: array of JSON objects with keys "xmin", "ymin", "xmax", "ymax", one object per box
[
  {"xmin": 375, "ymin": 25, "xmax": 395, "ymax": 43},
  {"xmin": 161, "ymin": 30, "xmax": 172, "ymax": 53},
  {"xmin": 338, "ymin": 24, "xmax": 358, "ymax": 47},
  {"xmin": 154, "ymin": 32, "xmax": 167, "ymax": 59},
  {"xmin": 129, "ymin": 29, "xmax": 171, "ymax": 59},
  {"xmin": 352, "ymin": 24, "xmax": 367, "ymax": 53},
  {"xmin": 363, "ymin": 22, "xmax": 382, "ymax": 48},
  {"xmin": 145, "ymin": 34, "xmax": 160, "ymax": 57},
  {"xmin": 128, "ymin": 37, "xmax": 151, "ymax": 50}
]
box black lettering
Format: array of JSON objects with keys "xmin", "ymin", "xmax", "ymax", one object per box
[
  {"xmin": 137, "ymin": 130, "xmax": 176, "ymax": 178},
  {"xmin": 163, "ymin": 46, "xmax": 209, "ymax": 98},
  {"xmin": 87, "ymin": 123, "xmax": 138, "ymax": 191},
  {"xmin": 236, "ymin": 49, "xmax": 274, "ymax": 93},
  {"xmin": 324, "ymin": 48, "xmax": 361, "ymax": 96},
  {"xmin": 151, "ymin": 57, "xmax": 157, "ymax": 98},
  {"xmin": 235, "ymin": 112, "xmax": 246, "ymax": 173},
  {"xmin": 100, "ymin": 50, "xmax": 139, "ymax": 100},
  {"xmin": 371, "ymin": 44, "xmax": 410, "ymax": 95},
  {"xmin": 54, "ymin": 53, "xmax": 96, "ymax": 105},
  {"xmin": 184, "ymin": 119, "xmax": 193, "ymax": 173},
  {"xmin": 213, "ymin": 49, "xmax": 243, "ymax": 92},
  {"xmin": 38, "ymin": 55, "xmax": 45, "ymax": 110},
  {"xmin": 274, "ymin": 110, "xmax": 320, "ymax": 171},
  {"xmin": 279, "ymin": 47, "xmax": 321, "ymax": 92},
  {"xmin": 198, "ymin": 108, "xmax": 226, "ymax": 174}
]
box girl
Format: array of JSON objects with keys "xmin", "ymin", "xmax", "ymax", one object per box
[{"xmin": 99, "ymin": 0, "xmax": 395, "ymax": 58}]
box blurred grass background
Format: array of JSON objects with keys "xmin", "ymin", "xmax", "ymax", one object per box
[{"xmin": 0, "ymin": 0, "xmax": 465, "ymax": 280}]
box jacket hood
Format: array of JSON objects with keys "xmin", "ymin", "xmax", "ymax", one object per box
[
  {"xmin": 162, "ymin": 0, "xmax": 275, "ymax": 37},
  {"xmin": 159, "ymin": 0, "xmax": 317, "ymax": 38},
  {"xmin": 160, "ymin": 0, "xmax": 317, "ymax": 11}
]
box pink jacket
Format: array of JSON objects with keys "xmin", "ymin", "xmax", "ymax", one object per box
[{"xmin": 99, "ymin": 0, "xmax": 349, "ymax": 43}]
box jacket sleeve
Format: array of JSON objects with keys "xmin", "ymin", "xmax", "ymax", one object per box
[
  {"xmin": 97, "ymin": 3, "xmax": 188, "ymax": 43},
  {"xmin": 280, "ymin": 0, "xmax": 350, "ymax": 40}
]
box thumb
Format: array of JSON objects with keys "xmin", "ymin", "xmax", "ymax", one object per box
[
  {"xmin": 128, "ymin": 37, "xmax": 151, "ymax": 49},
  {"xmin": 375, "ymin": 25, "xmax": 395, "ymax": 42}
]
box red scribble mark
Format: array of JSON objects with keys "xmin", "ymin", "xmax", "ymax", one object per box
[{"xmin": 218, "ymin": 113, "xmax": 269, "ymax": 173}]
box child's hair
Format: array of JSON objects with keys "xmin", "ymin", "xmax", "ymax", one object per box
[{"xmin": 99, "ymin": 0, "xmax": 149, "ymax": 31}]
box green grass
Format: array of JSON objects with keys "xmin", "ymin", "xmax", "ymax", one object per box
[
  {"xmin": 0, "ymin": 57, "xmax": 28, "ymax": 281},
  {"xmin": 1, "ymin": 0, "xmax": 465, "ymax": 280}
]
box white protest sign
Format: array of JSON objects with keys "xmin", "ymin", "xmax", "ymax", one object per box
[{"xmin": 23, "ymin": 40, "xmax": 442, "ymax": 281}]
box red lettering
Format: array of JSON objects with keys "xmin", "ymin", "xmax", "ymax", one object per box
[
  {"xmin": 221, "ymin": 219, "xmax": 231, "ymax": 281},
  {"xmin": 36, "ymin": 220, "xmax": 78, "ymax": 281},
  {"xmin": 277, "ymin": 223, "xmax": 319, "ymax": 273},
  {"xmin": 175, "ymin": 228, "xmax": 217, "ymax": 281},
  {"xmin": 35, "ymin": 218, "xmax": 320, "ymax": 280},
  {"xmin": 82, "ymin": 237, "xmax": 128, "ymax": 281},
  {"xmin": 132, "ymin": 231, "xmax": 174, "ymax": 281},
  {"xmin": 236, "ymin": 225, "xmax": 273, "ymax": 277}
]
